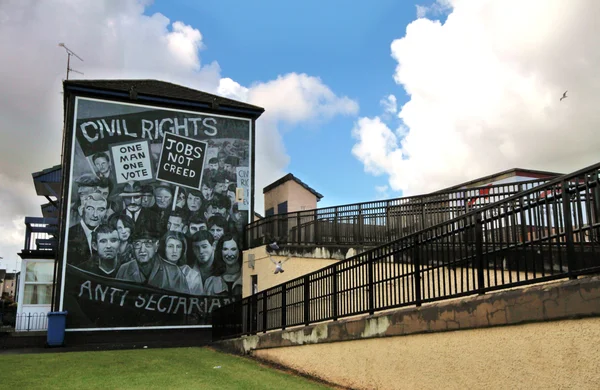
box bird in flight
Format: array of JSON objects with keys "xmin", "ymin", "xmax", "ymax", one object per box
[{"xmin": 560, "ymin": 90, "xmax": 568, "ymax": 101}]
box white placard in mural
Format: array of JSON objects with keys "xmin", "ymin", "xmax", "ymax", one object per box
[
  {"xmin": 111, "ymin": 140, "xmax": 154, "ymax": 184},
  {"xmin": 236, "ymin": 166, "xmax": 250, "ymax": 210}
]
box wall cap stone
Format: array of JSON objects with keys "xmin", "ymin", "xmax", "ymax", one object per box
[{"xmin": 214, "ymin": 275, "xmax": 600, "ymax": 355}]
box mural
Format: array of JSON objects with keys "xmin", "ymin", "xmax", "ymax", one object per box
[{"xmin": 60, "ymin": 97, "xmax": 251, "ymax": 330}]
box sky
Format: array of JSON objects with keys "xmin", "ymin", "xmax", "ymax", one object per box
[{"xmin": 1, "ymin": 0, "xmax": 599, "ymax": 271}]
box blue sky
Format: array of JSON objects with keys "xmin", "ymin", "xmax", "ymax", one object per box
[
  {"xmin": 1, "ymin": 0, "xmax": 597, "ymax": 271},
  {"xmin": 145, "ymin": 0, "xmax": 422, "ymax": 207}
]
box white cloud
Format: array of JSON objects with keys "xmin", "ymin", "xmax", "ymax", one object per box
[
  {"xmin": 246, "ymin": 73, "xmax": 359, "ymax": 124},
  {"xmin": 0, "ymin": 173, "xmax": 39, "ymax": 271},
  {"xmin": 374, "ymin": 185, "xmax": 390, "ymax": 200},
  {"xmin": 352, "ymin": 117, "xmax": 400, "ymax": 177},
  {"xmin": 353, "ymin": 0, "xmax": 600, "ymax": 196},
  {"xmin": 166, "ymin": 21, "xmax": 205, "ymax": 70},
  {"xmin": 415, "ymin": 0, "xmax": 451, "ymax": 19},
  {"xmin": 0, "ymin": 0, "xmax": 358, "ymax": 264},
  {"xmin": 219, "ymin": 74, "xmax": 359, "ymax": 213},
  {"xmin": 380, "ymin": 94, "xmax": 397, "ymax": 114},
  {"xmin": 416, "ymin": 5, "xmax": 428, "ymax": 19}
]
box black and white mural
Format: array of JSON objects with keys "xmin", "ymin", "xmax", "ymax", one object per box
[{"xmin": 60, "ymin": 96, "xmax": 251, "ymax": 330}]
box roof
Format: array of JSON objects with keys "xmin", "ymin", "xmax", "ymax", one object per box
[
  {"xmin": 254, "ymin": 211, "xmax": 263, "ymax": 219},
  {"xmin": 263, "ymin": 173, "xmax": 324, "ymax": 201},
  {"xmin": 32, "ymin": 164, "xmax": 61, "ymax": 180},
  {"xmin": 63, "ymin": 79, "xmax": 265, "ymax": 117},
  {"xmin": 434, "ymin": 168, "xmax": 563, "ymax": 193},
  {"xmin": 32, "ymin": 164, "xmax": 62, "ymax": 198}
]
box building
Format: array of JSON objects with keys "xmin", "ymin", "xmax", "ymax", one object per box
[
  {"xmin": 264, "ymin": 173, "xmax": 323, "ymax": 216},
  {"xmin": 50, "ymin": 78, "xmax": 263, "ymax": 341},
  {"xmin": 14, "ymin": 164, "xmax": 60, "ymax": 331},
  {"xmin": 0, "ymin": 271, "xmax": 19, "ymax": 300},
  {"xmin": 9, "ymin": 79, "xmax": 264, "ymax": 342}
]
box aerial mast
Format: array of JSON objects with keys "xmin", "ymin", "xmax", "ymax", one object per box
[{"xmin": 58, "ymin": 42, "xmax": 84, "ymax": 80}]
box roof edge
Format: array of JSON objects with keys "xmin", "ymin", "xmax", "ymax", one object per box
[
  {"xmin": 434, "ymin": 167, "xmax": 563, "ymax": 193},
  {"xmin": 263, "ymin": 173, "xmax": 323, "ymax": 200},
  {"xmin": 63, "ymin": 79, "xmax": 265, "ymax": 116},
  {"xmin": 32, "ymin": 164, "xmax": 61, "ymax": 178}
]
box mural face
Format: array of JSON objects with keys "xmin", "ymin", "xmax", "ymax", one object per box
[{"xmin": 60, "ymin": 96, "xmax": 251, "ymax": 330}]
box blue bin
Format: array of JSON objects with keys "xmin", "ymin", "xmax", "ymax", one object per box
[{"xmin": 47, "ymin": 311, "xmax": 68, "ymax": 347}]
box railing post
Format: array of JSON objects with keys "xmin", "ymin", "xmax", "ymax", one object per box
[
  {"xmin": 296, "ymin": 213, "xmax": 301, "ymax": 244},
  {"xmin": 561, "ymin": 180, "xmax": 577, "ymax": 278},
  {"xmin": 421, "ymin": 198, "xmax": 427, "ymax": 230},
  {"xmin": 334, "ymin": 207, "xmax": 339, "ymax": 244},
  {"xmin": 253, "ymin": 294, "xmax": 259, "ymax": 334},
  {"xmin": 27, "ymin": 313, "xmax": 31, "ymax": 332},
  {"xmin": 358, "ymin": 204, "xmax": 363, "ymax": 244},
  {"xmin": 262, "ymin": 291, "xmax": 268, "ymax": 334},
  {"xmin": 592, "ymin": 184, "xmax": 600, "ymax": 243},
  {"xmin": 475, "ymin": 215, "xmax": 485, "ymax": 294},
  {"xmin": 332, "ymin": 265, "xmax": 338, "ymax": 321},
  {"xmin": 368, "ymin": 251, "xmax": 375, "ymax": 315},
  {"xmin": 304, "ymin": 275, "xmax": 311, "ymax": 326},
  {"xmin": 313, "ymin": 209, "xmax": 319, "ymax": 245},
  {"xmin": 244, "ymin": 300, "xmax": 250, "ymax": 335},
  {"xmin": 281, "ymin": 284, "xmax": 287, "ymax": 330},
  {"xmin": 413, "ymin": 236, "xmax": 422, "ymax": 307},
  {"xmin": 386, "ymin": 201, "xmax": 392, "ymax": 242}
]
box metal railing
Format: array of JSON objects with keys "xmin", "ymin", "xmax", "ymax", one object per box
[
  {"xmin": 214, "ymin": 162, "xmax": 600, "ymax": 340},
  {"xmin": 23, "ymin": 217, "xmax": 58, "ymax": 253},
  {"xmin": 246, "ymin": 179, "xmax": 550, "ymax": 249},
  {"xmin": 0, "ymin": 311, "xmax": 48, "ymax": 332}
]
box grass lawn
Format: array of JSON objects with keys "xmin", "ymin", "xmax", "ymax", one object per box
[{"xmin": 1, "ymin": 347, "xmax": 333, "ymax": 389}]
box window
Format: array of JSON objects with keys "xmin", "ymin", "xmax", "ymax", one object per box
[
  {"xmin": 251, "ymin": 275, "xmax": 258, "ymax": 294},
  {"xmin": 23, "ymin": 261, "xmax": 54, "ymax": 305},
  {"xmin": 265, "ymin": 208, "xmax": 274, "ymax": 217},
  {"xmin": 277, "ymin": 201, "xmax": 288, "ymax": 214}
]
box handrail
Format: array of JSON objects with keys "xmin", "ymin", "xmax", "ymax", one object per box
[
  {"xmin": 214, "ymin": 161, "xmax": 600, "ymax": 340},
  {"xmin": 245, "ymin": 178, "xmax": 552, "ymax": 249}
]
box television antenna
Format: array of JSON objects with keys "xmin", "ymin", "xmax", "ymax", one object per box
[{"xmin": 58, "ymin": 42, "xmax": 84, "ymax": 80}]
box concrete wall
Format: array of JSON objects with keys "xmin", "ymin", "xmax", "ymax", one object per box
[
  {"xmin": 242, "ymin": 245, "xmax": 341, "ymax": 297},
  {"xmin": 286, "ymin": 180, "xmax": 318, "ymax": 213},
  {"xmin": 215, "ymin": 275, "xmax": 600, "ymax": 389}
]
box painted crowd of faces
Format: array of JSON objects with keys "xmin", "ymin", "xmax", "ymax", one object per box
[{"xmin": 67, "ymin": 139, "xmax": 250, "ymax": 297}]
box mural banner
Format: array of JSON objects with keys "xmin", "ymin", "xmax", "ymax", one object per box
[
  {"xmin": 63, "ymin": 265, "xmax": 233, "ymax": 328},
  {"xmin": 62, "ymin": 96, "xmax": 251, "ymax": 330}
]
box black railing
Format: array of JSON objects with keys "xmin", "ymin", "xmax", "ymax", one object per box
[
  {"xmin": 246, "ymin": 179, "xmax": 550, "ymax": 249},
  {"xmin": 0, "ymin": 311, "xmax": 48, "ymax": 332},
  {"xmin": 214, "ymin": 162, "xmax": 600, "ymax": 340},
  {"xmin": 23, "ymin": 217, "xmax": 58, "ymax": 253}
]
